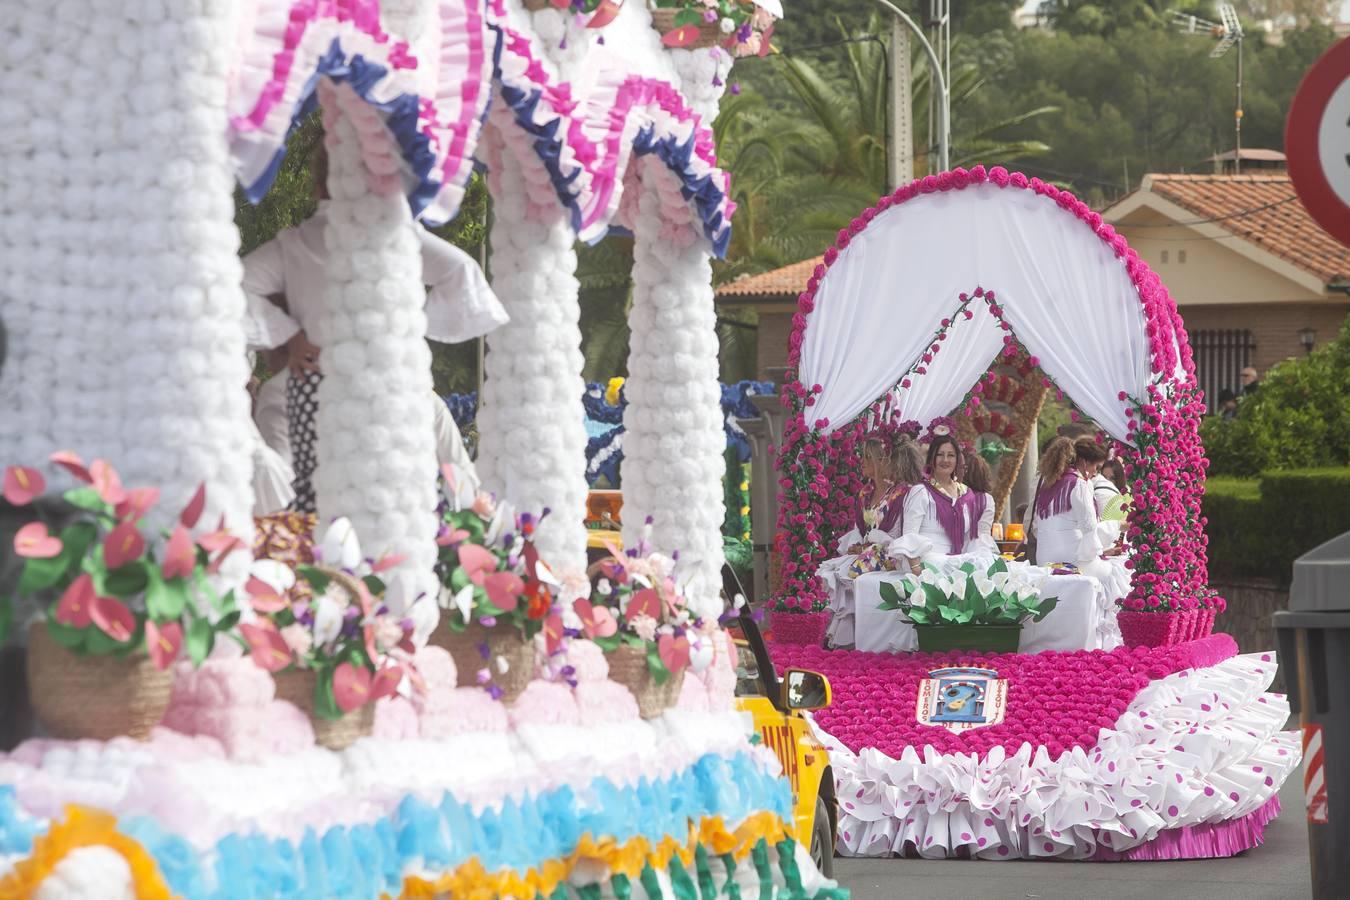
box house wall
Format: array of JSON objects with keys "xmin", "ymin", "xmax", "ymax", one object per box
[
  {"xmin": 1181, "ymin": 303, "xmax": 1349, "ymax": 376},
  {"xmin": 755, "ymin": 306, "xmax": 795, "ymax": 381},
  {"xmin": 1115, "ymin": 209, "xmax": 1325, "ymax": 307}
]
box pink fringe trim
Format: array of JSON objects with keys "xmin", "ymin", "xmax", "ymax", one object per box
[{"xmin": 1091, "ymin": 796, "xmax": 1283, "ymax": 861}]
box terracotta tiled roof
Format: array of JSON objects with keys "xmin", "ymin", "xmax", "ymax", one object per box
[
  {"xmin": 716, "ymin": 256, "xmax": 824, "ymax": 299},
  {"xmin": 1141, "ymin": 174, "xmax": 1350, "ymax": 285}
]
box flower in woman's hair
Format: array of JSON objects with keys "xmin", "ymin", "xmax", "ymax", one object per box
[{"xmin": 630, "ymin": 614, "xmax": 658, "ymax": 642}]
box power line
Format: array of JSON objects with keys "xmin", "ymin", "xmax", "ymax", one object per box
[{"xmin": 1115, "ymin": 195, "xmax": 1300, "ymax": 228}]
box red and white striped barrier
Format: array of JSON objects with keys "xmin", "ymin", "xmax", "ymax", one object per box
[{"xmin": 1304, "ymin": 724, "xmax": 1329, "ymax": 824}]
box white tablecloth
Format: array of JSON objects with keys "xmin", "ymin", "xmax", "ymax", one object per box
[{"xmin": 853, "ymin": 562, "xmax": 1116, "ymax": 654}]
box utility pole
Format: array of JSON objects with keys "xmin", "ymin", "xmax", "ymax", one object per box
[
  {"xmin": 888, "ymin": 19, "xmax": 913, "ymax": 187},
  {"xmin": 869, "ymin": 0, "xmax": 949, "ymax": 173}
]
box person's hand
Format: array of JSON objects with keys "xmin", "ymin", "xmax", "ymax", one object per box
[
  {"xmin": 910, "ymin": 561, "xmax": 922, "ymax": 575},
  {"xmin": 1103, "ymin": 544, "xmax": 1125, "ymax": 558},
  {"xmin": 846, "ymin": 543, "xmax": 865, "ymax": 555},
  {"xmin": 287, "ymin": 330, "xmax": 322, "ymax": 376}
]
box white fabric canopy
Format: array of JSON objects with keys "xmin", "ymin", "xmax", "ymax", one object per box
[{"xmin": 799, "ymin": 184, "xmax": 1151, "ymax": 442}]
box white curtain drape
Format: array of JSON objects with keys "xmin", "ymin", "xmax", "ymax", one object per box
[{"xmin": 799, "ymin": 184, "xmax": 1150, "ymax": 443}]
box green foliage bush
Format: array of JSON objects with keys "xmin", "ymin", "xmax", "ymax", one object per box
[
  {"xmin": 1202, "ymin": 317, "xmax": 1350, "ymax": 478},
  {"xmin": 1203, "ymin": 469, "xmax": 1350, "ymax": 585}
]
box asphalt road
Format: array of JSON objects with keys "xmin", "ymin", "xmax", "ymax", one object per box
[{"xmin": 832, "ymin": 773, "xmax": 1311, "ymax": 900}]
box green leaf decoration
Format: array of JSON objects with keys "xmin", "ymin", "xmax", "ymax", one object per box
[
  {"xmin": 0, "ymin": 597, "xmax": 10, "ymax": 645},
  {"xmin": 314, "ymin": 670, "xmax": 343, "ymax": 721},
  {"xmin": 594, "ymin": 634, "xmax": 622, "ymax": 652},
  {"xmin": 216, "ymin": 610, "xmax": 241, "ymax": 631},
  {"xmin": 60, "ymin": 522, "xmax": 98, "ymax": 564},
  {"xmin": 878, "ymin": 581, "xmax": 906, "ymax": 611},
  {"xmin": 645, "ymin": 642, "xmax": 671, "ymax": 685},
  {"xmin": 674, "ymin": 8, "xmax": 702, "ymax": 27},
  {"xmin": 990, "ymin": 558, "xmax": 1009, "ymax": 576},
  {"xmin": 18, "ymin": 555, "xmax": 70, "ymax": 596},
  {"xmin": 84, "ymin": 624, "xmax": 127, "ymax": 655},
  {"xmin": 186, "ymin": 617, "xmax": 214, "ymax": 666},
  {"xmin": 906, "ymin": 608, "xmax": 931, "ymax": 624},
  {"xmin": 959, "ymin": 562, "xmax": 977, "ymax": 575},
  {"xmin": 104, "ymin": 562, "xmax": 150, "ymax": 598},
  {"xmin": 44, "ymin": 616, "xmax": 86, "ymax": 649},
  {"xmin": 145, "ymin": 570, "xmax": 187, "ymax": 620},
  {"xmin": 62, "ymin": 487, "xmax": 109, "ymax": 514},
  {"xmin": 298, "ymin": 566, "xmax": 331, "ymax": 595},
  {"xmin": 920, "ymin": 582, "xmax": 948, "ymax": 608},
  {"xmin": 449, "ymin": 567, "xmax": 470, "ymax": 592},
  {"xmin": 362, "ymin": 575, "xmax": 384, "ymax": 595},
  {"xmin": 216, "ymin": 588, "xmax": 237, "ymax": 616}
]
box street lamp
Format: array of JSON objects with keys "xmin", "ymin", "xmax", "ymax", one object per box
[
  {"xmin": 1299, "ymin": 327, "xmax": 1317, "ymax": 353},
  {"xmin": 867, "ymin": 0, "xmax": 950, "ymax": 179}
]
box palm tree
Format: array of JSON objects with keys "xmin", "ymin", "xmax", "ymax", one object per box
[{"xmin": 715, "ymin": 15, "xmax": 1058, "ymax": 282}]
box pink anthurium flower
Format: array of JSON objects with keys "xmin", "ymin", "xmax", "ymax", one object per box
[
  {"xmin": 55, "ymin": 574, "xmax": 95, "ymax": 628},
  {"xmin": 2, "ymin": 466, "xmax": 44, "ymax": 505},
  {"xmin": 572, "ymin": 598, "xmax": 618, "ymax": 639},
  {"xmin": 483, "ymin": 572, "xmax": 524, "ymax": 612},
  {"xmin": 332, "ymin": 662, "xmax": 373, "ymax": 713},
  {"xmin": 457, "ymin": 543, "xmax": 497, "ymax": 584},
  {"xmin": 587, "ymin": 0, "xmax": 622, "ymax": 28},
  {"xmin": 90, "ymin": 595, "xmax": 135, "ymax": 643},
  {"xmin": 114, "ymin": 487, "xmax": 160, "ymax": 522},
  {"xmin": 161, "ymin": 526, "xmax": 197, "ymax": 580},
  {"xmin": 145, "ymin": 620, "xmax": 183, "ymax": 670},
  {"xmin": 625, "ymin": 587, "xmax": 661, "ymax": 622},
  {"xmin": 180, "ymin": 483, "xmax": 207, "ymax": 528},
  {"xmin": 436, "ymin": 528, "xmax": 470, "ymax": 547},
  {"xmin": 89, "ymin": 459, "xmax": 126, "ymax": 505},
  {"xmin": 658, "ymin": 633, "xmax": 691, "ymax": 674},
  {"xmin": 104, "ymin": 522, "xmax": 146, "ymax": 569},
  {"xmin": 661, "ymin": 24, "xmax": 701, "ymax": 47},
  {"xmin": 369, "ymin": 552, "xmax": 408, "ymax": 574},
  {"xmin": 14, "ymin": 522, "xmax": 62, "ymax": 558},
  {"xmin": 543, "ymin": 612, "xmax": 564, "ymax": 655},
  {"xmin": 245, "ymin": 576, "xmax": 288, "ymax": 614},
  {"xmin": 49, "ymin": 451, "xmax": 91, "ymax": 483},
  {"xmin": 369, "ymin": 664, "xmax": 403, "ymax": 702},
  {"xmin": 241, "ymin": 622, "xmax": 293, "ymax": 672}
]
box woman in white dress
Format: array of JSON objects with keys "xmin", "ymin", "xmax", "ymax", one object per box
[
  {"xmin": 896, "ymin": 435, "xmax": 969, "ymax": 571},
  {"xmin": 1026, "ymin": 437, "xmax": 1099, "ymax": 568},
  {"xmin": 957, "ymin": 454, "xmax": 998, "ymax": 556},
  {"xmin": 820, "ymin": 435, "xmax": 923, "ymax": 648}
]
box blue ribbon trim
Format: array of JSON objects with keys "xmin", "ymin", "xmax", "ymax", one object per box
[
  {"xmin": 241, "ymin": 39, "xmax": 446, "ymax": 223},
  {"xmin": 0, "ymin": 751, "xmax": 791, "ymax": 899}
]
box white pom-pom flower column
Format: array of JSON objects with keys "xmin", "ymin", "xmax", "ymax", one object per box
[
  {"xmin": 311, "ymin": 80, "xmax": 440, "ymax": 629},
  {"xmin": 667, "ymin": 47, "xmax": 734, "ymax": 123},
  {"xmin": 622, "ymin": 160, "xmax": 726, "ymax": 622},
  {"xmin": 0, "ymin": 0, "xmax": 254, "ymax": 535},
  {"xmin": 475, "ymin": 102, "xmax": 590, "ymax": 573}
]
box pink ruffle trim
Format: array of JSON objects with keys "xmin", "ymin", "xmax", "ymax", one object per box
[{"xmin": 1090, "ymin": 795, "xmax": 1283, "ymax": 861}]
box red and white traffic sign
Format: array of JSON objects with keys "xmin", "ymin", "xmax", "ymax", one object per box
[
  {"xmin": 1304, "ymin": 723, "xmax": 1329, "ymax": 825},
  {"xmin": 1286, "ymin": 38, "xmax": 1350, "ymax": 249}
]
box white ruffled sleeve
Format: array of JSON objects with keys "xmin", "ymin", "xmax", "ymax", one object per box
[
  {"xmin": 834, "ymin": 527, "xmax": 861, "ymax": 555},
  {"xmin": 432, "ymin": 394, "xmax": 480, "ymax": 506},
  {"xmin": 973, "ymin": 493, "xmax": 997, "ymax": 555},
  {"xmin": 250, "ymin": 423, "xmax": 295, "ymax": 516},
  {"xmin": 419, "ymin": 229, "xmax": 509, "ymax": 344},
  {"xmin": 1072, "ymin": 478, "xmax": 1103, "ymax": 564},
  {"xmin": 241, "ymin": 239, "xmax": 300, "ymax": 351}
]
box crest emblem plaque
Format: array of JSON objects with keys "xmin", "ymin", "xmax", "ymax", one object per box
[{"xmin": 915, "ymin": 667, "xmax": 1008, "ymax": 733}]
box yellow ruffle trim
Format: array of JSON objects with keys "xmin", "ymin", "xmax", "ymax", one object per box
[
  {"xmin": 399, "ymin": 810, "xmax": 790, "ymax": 899},
  {"xmin": 0, "ymin": 805, "xmax": 172, "ymax": 900}
]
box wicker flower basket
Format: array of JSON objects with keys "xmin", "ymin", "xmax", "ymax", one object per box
[
  {"xmin": 523, "ymin": 0, "xmax": 553, "ymax": 10},
  {"xmin": 649, "ymin": 8, "xmax": 726, "ymax": 49},
  {"xmin": 606, "ymin": 644, "xmax": 685, "ymax": 718},
  {"xmin": 272, "ymin": 667, "xmax": 374, "ymax": 751},
  {"xmin": 428, "ymin": 623, "xmax": 535, "ymax": 704},
  {"xmin": 26, "ymin": 622, "xmax": 174, "ymax": 741}
]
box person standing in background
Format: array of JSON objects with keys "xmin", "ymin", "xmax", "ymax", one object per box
[{"xmin": 1239, "ymin": 366, "xmax": 1260, "ymax": 397}]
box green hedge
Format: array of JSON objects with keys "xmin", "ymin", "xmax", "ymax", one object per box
[{"xmin": 1203, "ymin": 468, "xmax": 1350, "ymax": 585}]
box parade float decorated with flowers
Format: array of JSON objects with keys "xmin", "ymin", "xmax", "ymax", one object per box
[
  {"xmin": 761, "ymin": 166, "xmax": 1299, "ymax": 860},
  {"xmin": 0, "ymin": 0, "xmax": 849, "ymax": 896}
]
